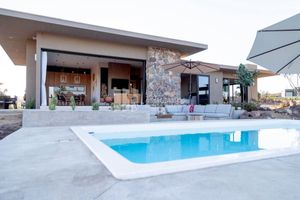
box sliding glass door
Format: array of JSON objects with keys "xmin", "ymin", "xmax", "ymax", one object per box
[
  {"xmin": 198, "ymin": 75, "xmax": 210, "ymax": 105},
  {"xmin": 223, "ymin": 78, "xmax": 248, "ymax": 103}
]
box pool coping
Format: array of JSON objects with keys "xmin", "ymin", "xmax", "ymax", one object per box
[{"xmin": 71, "ymin": 119, "xmax": 300, "ymax": 180}]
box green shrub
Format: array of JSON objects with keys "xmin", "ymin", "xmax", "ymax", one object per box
[
  {"xmin": 49, "ymin": 96, "xmax": 58, "ymax": 110},
  {"xmin": 25, "ymin": 99, "xmax": 35, "ymax": 109},
  {"xmin": 92, "ymin": 102, "xmax": 100, "ymax": 110},
  {"xmin": 242, "ymin": 102, "xmax": 259, "ymax": 112},
  {"xmin": 111, "ymin": 103, "xmax": 121, "ymax": 110},
  {"xmin": 70, "ymin": 96, "xmax": 76, "ymax": 111}
]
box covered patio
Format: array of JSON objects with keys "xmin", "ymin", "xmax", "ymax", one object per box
[{"xmin": 41, "ymin": 50, "xmax": 146, "ymax": 107}]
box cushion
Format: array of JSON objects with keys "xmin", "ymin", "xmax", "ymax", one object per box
[
  {"xmin": 173, "ymin": 112, "xmax": 188, "ymax": 116},
  {"xmin": 194, "ymin": 105, "xmax": 205, "ymax": 113},
  {"xmin": 166, "ymin": 105, "xmax": 183, "ymax": 114},
  {"xmin": 188, "ymin": 112, "xmax": 205, "ymax": 116},
  {"xmin": 205, "ymin": 113, "xmax": 229, "ymax": 118},
  {"xmin": 165, "ymin": 105, "xmax": 178, "ymax": 114},
  {"xmin": 189, "ymin": 105, "xmax": 195, "ymax": 113},
  {"xmin": 136, "ymin": 105, "xmax": 151, "ymax": 112},
  {"xmin": 216, "ymin": 104, "xmax": 232, "ymax": 114},
  {"xmin": 150, "ymin": 107, "xmax": 160, "ymax": 115},
  {"xmin": 204, "ymin": 105, "xmax": 218, "ymax": 113},
  {"xmin": 182, "ymin": 105, "xmax": 189, "ymax": 113}
]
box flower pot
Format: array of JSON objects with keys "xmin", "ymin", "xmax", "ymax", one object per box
[{"xmin": 105, "ymin": 96, "xmax": 113, "ymax": 103}]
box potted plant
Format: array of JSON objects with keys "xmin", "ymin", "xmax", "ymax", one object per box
[
  {"xmin": 70, "ymin": 96, "xmax": 76, "ymax": 111},
  {"xmin": 25, "ymin": 98, "xmax": 35, "ymax": 109},
  {"xmin": 100, "ymin": 95, "xmax": 105, "ymax": 103},
  {"xmin": 49, "ymin": 96, "xmax": 58, "ymax": 110},
  {"xmin": 105, "ymin": 95, "xmax": 113, "ymax": 103},
  {"xmin": 92, "ymin": 102, "xmax": 100, "ymax": 110}
]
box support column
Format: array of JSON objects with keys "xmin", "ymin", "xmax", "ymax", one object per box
[
  {"xmin": 41, "ymin": 51, "xmax": 48, "ymax": 106},
  {"xmin": 25, "ymin": 40, "xmax": 36, "ymax": 106},
  {"xmin": 35, "ymin": 47, "xmax": 41, "ymax": 108}
]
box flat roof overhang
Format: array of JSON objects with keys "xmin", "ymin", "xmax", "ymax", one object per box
[
  {"xmin": 0, "ymin": 8, "xmax": 208, "ymax": 66},
  {"xmin": 221, "ymin": 66, "xmax": 275, "ymax": 78}
]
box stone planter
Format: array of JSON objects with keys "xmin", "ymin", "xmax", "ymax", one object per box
[
  {"xmin": 232, "ymin": 109, "xmax": 246, "ymax": 119},
  {"xmin": 23, "ymin": 110, "xmax": 150, "ymax": 127}
]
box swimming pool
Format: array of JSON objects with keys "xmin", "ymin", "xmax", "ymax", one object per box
[{"xmin": 72, "ymin": 120, "xmax": 300, "ymax": 179}]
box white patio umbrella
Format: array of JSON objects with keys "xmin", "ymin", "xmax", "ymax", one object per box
[
  {"xmin": 161, "ymin": 60, "xmax": 219, "ymax": 104},
  {"xmin": 247, "ymin": 13, "xmax": 300, "ymax": 74}
]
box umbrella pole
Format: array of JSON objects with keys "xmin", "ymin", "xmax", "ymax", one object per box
[{"xmin": 189, "ymin": 63, "xmax": 192, "ymax": 104}]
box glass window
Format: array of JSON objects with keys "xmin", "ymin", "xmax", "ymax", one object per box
[
  {"xmin": 198, "ymin": 75, "xmax": 209, "ymax": 105},
  {"xmin": 48, "ymin": 85, "xmax": 87, "ymax": 106},
  {"xmin": 223, "ymin": 78, "xmax": 246, "ymax": 103},
  {"xmin": 223, "ymin": 79, "xmax": 230, "ymax": 103}
]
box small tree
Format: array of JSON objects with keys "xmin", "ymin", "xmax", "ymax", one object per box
[{"xmin": 236, "ymin": 64, "xmax": 258, "ymax": 103}]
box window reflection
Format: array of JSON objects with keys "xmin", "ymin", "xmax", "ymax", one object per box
[
  {"xmin": 223, "ymin": 78, "xmax": 245, "ymax": 103},
  {"xmin": 198, "ymin": 75, "xmax": 210, "ymax": 105},
  {"xmin": 49, "ymin": 85, "xmax": 86, "ymax": 106}
]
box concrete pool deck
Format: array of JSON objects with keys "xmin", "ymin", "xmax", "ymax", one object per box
[{"xmin": 1, "ymin": 127, "xmax": 300, "ymax": 200}]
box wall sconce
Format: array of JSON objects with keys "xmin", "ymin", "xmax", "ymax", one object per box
[{"xmin": 215, "ymin": 78, "xmax": 219, "ymax": 83}]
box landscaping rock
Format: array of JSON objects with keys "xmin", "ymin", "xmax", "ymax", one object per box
[
  {"xmin": 240, "ymin": 110, "xmax": 290, "ymax": 119},
  {"xmin": 290, "ymin": 106, "xmax": 300, "ymax": 117},
  {"xmin": 275, "ymin": 108, "xmax": 288, "ymax": 114},
  {"xmin": 240, "ymin": 111, "xmax": 261, "ymax": 119}
]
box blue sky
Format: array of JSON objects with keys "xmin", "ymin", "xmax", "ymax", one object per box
[{"xmin": 0, "ymin": 0, "xmax": 300, "ymax": 96}]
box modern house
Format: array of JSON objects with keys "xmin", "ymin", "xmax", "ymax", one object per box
[{"xmin": 0, "ymin": 8, "xmax": 272, "ymax": 108}]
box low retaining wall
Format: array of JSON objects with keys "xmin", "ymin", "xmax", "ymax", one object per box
[{"xmin": 23, "ymin": 110, "xmax": 150, "ymax": 127}]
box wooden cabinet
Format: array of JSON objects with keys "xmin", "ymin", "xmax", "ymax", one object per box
[{"xmin": 46, "ymin": 71, "xmax": 91, "ymax": 105}]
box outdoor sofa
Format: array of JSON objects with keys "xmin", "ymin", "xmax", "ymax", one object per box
[
  {"xmin": 165, "ymin": 104, "xmax": 233, "ymax": 120},
  {"xmin": 124, "ymin": 104, "xmax": 233, "ymax": 120}
]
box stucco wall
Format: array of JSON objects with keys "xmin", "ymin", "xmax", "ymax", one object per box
[
  {"xmin": 36, "ymin": 33, "xmax": 147, "ymax": 60},
  {"xmin": 25, "ymin": 40, "xmax": 36, "ymax": 106},
  {"xmin": 208, "ymin": 71, "xmax": 223, "ymax": 104},
  {"xmin": 248, "ymin": 78, "xmax": 258, "ymax": 101},
  {"xmin": 223, "ymin": 71, "xmax": 237, "ymax": 80}
]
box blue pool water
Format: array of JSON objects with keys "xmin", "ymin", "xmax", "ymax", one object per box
[{"xmin": 100, "ymin": 128, "xmax": 300, "ymax": 163}]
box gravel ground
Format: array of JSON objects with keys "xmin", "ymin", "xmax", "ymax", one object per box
[{"xmin": 0, "ymin": 110, "xmax": 22, "ymax": 140}]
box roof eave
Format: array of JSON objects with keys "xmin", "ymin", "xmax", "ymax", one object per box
[{"xmin": 0, "ymin": 8, "xmax": 207, "ymax": 60}]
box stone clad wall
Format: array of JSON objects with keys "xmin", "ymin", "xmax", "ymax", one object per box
[{"xmin": 146, "ymin": 47, "xmax": 182, "ymax": 106}]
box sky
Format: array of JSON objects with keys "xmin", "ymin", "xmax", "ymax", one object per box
[{"xmin": 0, "ymin": 0, "xmax": 300, "ymax": 97}]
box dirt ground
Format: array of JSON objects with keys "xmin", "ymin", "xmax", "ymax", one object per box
[{"xmin": 0, "ymin": 110, "xmax": 22, "ymax": 140}]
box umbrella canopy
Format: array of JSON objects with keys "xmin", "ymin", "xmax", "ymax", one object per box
[
  {"xmin": 161, "ymin": 60, "xmax": 219, "ymax": 104},
  {"xmin": 162, "ymin": 60, "xmax": 220, "ymax": 74},
  {"xmin": 247, "ymin": 13, "xmax": 300, "ymax": 74}
]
